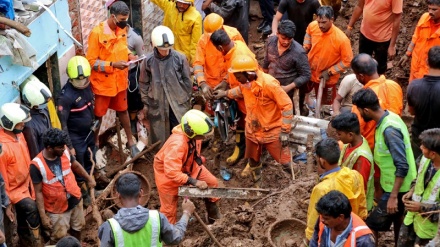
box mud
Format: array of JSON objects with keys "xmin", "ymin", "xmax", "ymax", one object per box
[{"xmin": 80, "ymin": 0, "xmax": 424, "ymax": 246}]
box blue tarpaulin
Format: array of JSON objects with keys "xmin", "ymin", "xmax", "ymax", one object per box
[{"xmin": 0, "ymin": 0, "xmax": 14, "ymax": 20}]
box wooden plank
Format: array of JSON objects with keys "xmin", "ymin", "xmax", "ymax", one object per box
[{"xmin": 178, "ymin": 187, "xmax": 271, "ymax": 200}]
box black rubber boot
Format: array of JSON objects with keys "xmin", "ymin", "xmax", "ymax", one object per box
[{"xmin": 204, "ymin": 199, "xmax": 222, "ymax": 224}]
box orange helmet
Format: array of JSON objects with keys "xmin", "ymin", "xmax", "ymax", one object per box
[
  {"xmin": 204, "ymin": 13, "xmax": 224, "ymax": 33},
  {"xmin": 228, "ymin": 54, "xmax": 258, "ymax": 73}
]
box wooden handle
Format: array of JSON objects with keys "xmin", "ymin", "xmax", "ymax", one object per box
[{"xmin": 193, "ymin": 211, "xmax": 223, "ymax": 247}]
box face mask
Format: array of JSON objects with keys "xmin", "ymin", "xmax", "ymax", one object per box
[
  {"xmin": 12, "ymin": 128, "xmax": 23, "ymax": 134},
  {"xmin": 116, "ymin": 20, "xmax": 127, "ymax": 29},
  {"xmin": 113, "ymin": 15, "xmax": 128, "ymax": 29}
]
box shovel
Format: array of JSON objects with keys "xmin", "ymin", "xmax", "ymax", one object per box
[{"xmin": 315, "ymin": 78, "xmax": 326, "ymax": 119}]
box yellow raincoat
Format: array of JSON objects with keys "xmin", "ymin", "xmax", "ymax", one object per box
[
  {"xmin": 151, "ymin": 0, "xmax": 202, "ymax": 64},
  {"xmin": 305, "ymin": 167, "xmax": 367, "ymax": 240}
]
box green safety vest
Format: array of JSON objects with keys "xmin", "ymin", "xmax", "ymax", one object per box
[
  {"xmin": 374, "ymin": 111, "xmax": 416, "ymax": 193},
  {"xmin": 338, "ymin": 137, "xmax": 375, "ymax": 211},
  {"xmin": 108, "ymin": 210, "xmax": 162, "ymax": 247},
  {"xmin": 404, "ymin": 157, "xmax": 440, "ymax": 239}
]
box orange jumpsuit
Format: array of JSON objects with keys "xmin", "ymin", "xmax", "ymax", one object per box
[
  {"xmin": 406, "ymin": 13, "xmax": 440, "ymax": 82},
  {"xmin": 352, "ymin": 75, "xmax": 403, "ymax": 149},
  {"xmin": 304, "ymin": 21, "xmax": 353, "ymax": 86},
  {"xmin": 223, "ymin": 40, "xmax": 256, "ymax": 114},
  {"xmin": 227, "ymin": 70, "xmax": 294, "ymax": 164},
  {"xmin": 0, "ymin": 129, "xmax": 35, "ymax": 204},
  {"xmin": 154, "ymin": 126, "xmax": 218, "ymax": 224},
  {"xmin": 86, "ymin": 21, "xmax": 130, "ymax": 97},
  {"xmin": 193, "ymin": 25, "xmax": 244, "ymax": 88}
]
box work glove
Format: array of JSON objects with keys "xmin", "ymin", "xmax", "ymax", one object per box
[
  {"xmin": 397, "ymin": 55, "xmax": 409, "ymax": 67},
  {"xmin": 200, "ymin": 82, "xmax": 213, "ymax": 100},
  {"xmin": 280, "ymin": 132, "xmax": 290, "ymax": 147},
  {"xmin": 320, "ymin": 70, "xmax": 330, "ymax": 82}
]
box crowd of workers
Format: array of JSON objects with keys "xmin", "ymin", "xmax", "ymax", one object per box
[{"xmin": 1, "ymin": 0, "xmax": 440, "ymax": 246}]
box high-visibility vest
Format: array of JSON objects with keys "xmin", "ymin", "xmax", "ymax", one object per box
[
  {"xmin": 404, "ymin": 157, "xmax": 440, "ymax": 239},
  {"xmin": 317, "ymin": 213, "xmax": 372, "ymax": 247},
  {"xmin": 32, "ymin": 149, "xmax": 81, "ymax": 213},
  {"xmin": 338, "ymin": 137, "xmax": 375, "ymax": 211},
  {"xmin": 374, "ymin": 111, "xmax": 416, "ymax": 192},
  {"xmin": 108, "ymin": 210, "xmax": 162, "ymax": 247}
]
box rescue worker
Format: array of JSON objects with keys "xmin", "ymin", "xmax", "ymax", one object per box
[
  {"xmin": 20, "ymin": 75, "xmax": 53, "ymax": 159},
  {"xmin": 153, "ymin": 109, "xmax": 221, "ymax": 224},
  {"xmin": 86, "ymin": 1, "xmax": 139, "ymax": 156},
  {"xmin": 139, "ymin": 26, "xmax": 192, "ymax": 147},
  {"xmin": 99, "ymin": 173, "xmax": 196, "ymax": 246},
  {"xmin": 263, "ymin": 20, "xmax": 311, "ymax": 116},
  {"xmin": 210, "ymin": 29, "xmax": 256, "ymax": 165},
  {"xmin": 194, "ymin": 13, "xmax": 244, "ymax": 100},
  {"xmin": 201, "ymin": 0, "xmax": 249, "ymax": 43},
  {"xmin": 57, "ymin": 56, "xmax": 97, "ymax": 207},
  {"xmin": 0, "ymin": 145, "xmax": 12, "ymax": 247},
  {"xmin": 350, "ymin": 53, "xmax": 403, "ymax": 150},
  {"xmin": 398, "ymin": 0, "xmax": 440, "ymax": 82},
  {"xmin": 270, "ymin": 0, "xmax": 320, "ymax": 45},
  {"xmin": 407, "ymin": 46, "xmax": 440, "ymax": 160},
  {"xmin": 346, "ymin": 0, "xmax": 403, "ymax": 75},
  {"xmin": 0, "ymin": 103, "xmax": 42, "ymax": 246},
  {"xmin": 303, "ymin": 6, "xmax": 353, "ymax": 110},
  {"xmin": 151, "ymin": 0, "xmax": 202, "ymax": 64},
  {"xmin": 352, "ymin": 88, "xmax": 417, "ymax": 246},
  {"xmin": 331, "ymin": 112, "xmax": 374, "ymax": 211},
  {"xmin": 310, "ymin": 190, "xmax": 375, "ymax": 247},
  {"xmin": 104, "ymin": 0, "xmax": 146, "ymax": 136},
  {"xmin": 194, "ymin": 13, "xmax": 244, "ymax": 152},
  {"xmin": 398, "ymin": 128, "xmax": 440, "ymax": 246},
  {"xmin": 213, "ymin": 54, "xmax": 294, "ymax": 185},
  {"xmin": 30, "ymin": 128, "xmax": 95, "ymax": 244},
  {"xmin": 303, "ymin": 138, "xmax": 368, "ymax": 246}
]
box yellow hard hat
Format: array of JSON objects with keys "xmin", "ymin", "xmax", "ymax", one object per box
[
  {"xmin": 228, "ymin": 54, "xmax": 258, "ymax": 73},
  {"xmin": 204, "ymin": 13, "xmax": 224, "ymax": 33},
  {"xmin": 181, "ymin": 109, "xmax": 214, "ymax": 138}
]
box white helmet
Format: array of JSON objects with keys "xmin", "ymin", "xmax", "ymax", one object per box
[
  {"xmin": 151, "ymin": 26, "xmax": 174, "ymax": 50},
  {"xmin": 20, "ymin": 75, "xmax": 52, "ymax": 108},
  {"xmin": 0, "ymin": 103, "xmax": 31, "ymax": 131}
]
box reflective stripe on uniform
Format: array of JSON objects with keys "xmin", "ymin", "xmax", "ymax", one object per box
[
  {"xmin": 351, "ymin": 226, "xmax": 370, "ymax": 246},
  {"xmin": 149, "ymin": 210, "xmax": 160, "ymax": 247},
  {"xmin": 93, "ymin": 60, "xmax": 101, "ymax": 71},
  {"xmin": 193, "ymin": 65, "xmax": 204, "ymax": 71},
  {"xmin": 108, "ymin": 218, "xmax": 125, "ymax": 247},
  {"xmin": 282, "ymin": 110, "xmax": 293, "ymax": 117},
  {"xmin": 282, "ymin": 118, "xmax": 291, "ymax": 124},
  {"xmin": 33, "ymin": 149, "xmax": 72, "ymax": 184}
]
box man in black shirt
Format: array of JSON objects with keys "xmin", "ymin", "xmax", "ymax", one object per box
[
  {"xmin": 57, "ymin": 56, "xmax": 97, "ymax": 206},
  {"xmin": 407, "ymin": 46, "xmax": 440, "ymax": 160},
  {"xmin": 263, "ymin": 20, "xmax": 311, "ymax": 115},
  {"xmin": 30, "ymin": 128, "xmax": 95, "ymax": 244},
  {"xmin": 270, "ymin": 0, "xmax": 320, "ymax": 45}
]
